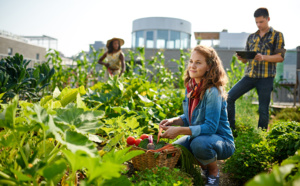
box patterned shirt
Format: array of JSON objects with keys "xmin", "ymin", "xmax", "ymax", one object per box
[
  {"xmin": 245, "ymin": 27, "xmax": 285, "ymax": 78},
  {"xmin": 106, "ymin": 50, "xmax": 123, "ymax": 70}
]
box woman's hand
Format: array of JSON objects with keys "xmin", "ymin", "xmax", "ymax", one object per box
[
  {"xmin": 160, "ymin": 126, "xmax": 180, "ymax": 139},
  {"xmin": 159, "ymin": 118, "xmax": 174, "ymax": 128}
]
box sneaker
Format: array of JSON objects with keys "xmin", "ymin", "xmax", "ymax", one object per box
[{"xmin": 205, "ymin": 174, "xmax": 219, "ymax": 186}]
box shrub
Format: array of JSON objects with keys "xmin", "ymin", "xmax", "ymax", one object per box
[
  {"xmin": 223, "ymin": 127, "xmax": 275, "ymax": 184},
  {"xmin": 267, "ymin": 121, "xmax": 300, "ymax": 163},
  {"xmin": 272, "ymin": 107, "xmax": 300, "ymax": 123},
  {"xmin": 246, "ymin": 150, "xmax": 300, "ymax": 186},
  {"xmin": 0, "ymin": 53, "xmax": 54, "ymax": 102}
]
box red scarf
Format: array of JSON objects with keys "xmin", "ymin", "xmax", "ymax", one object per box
[{"xmin": 186, "ymin": 79, "xmax": 202, "ymax": 124}]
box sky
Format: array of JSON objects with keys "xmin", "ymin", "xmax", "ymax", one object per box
[{"xmin": 0, "ymin": 0, "xmax": 299, "ymax": 57}]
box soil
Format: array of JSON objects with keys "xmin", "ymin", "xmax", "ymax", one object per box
[{"xmin": 217, "ymin": 160, "xmax": 240, "ymax": 186}]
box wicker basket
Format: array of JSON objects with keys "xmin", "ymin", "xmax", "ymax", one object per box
[{"xmin": 130, "ymin": 145, "xmax": 181, "ymax": 171}]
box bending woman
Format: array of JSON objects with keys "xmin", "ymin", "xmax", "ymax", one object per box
[{"xmin": 159, "ymin": 45, "xmax": 235, "ymax": 186}]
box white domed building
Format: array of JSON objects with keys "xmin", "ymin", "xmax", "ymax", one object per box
[{"xmin": 131, "ymin": 17, "xmax": 191, "ymax": 49}]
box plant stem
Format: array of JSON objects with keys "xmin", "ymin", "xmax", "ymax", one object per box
[
  {"xmin": 20, "ymin": 132, "xmax": 27, "ymax": 148},
  {"xmin": 12, "ymin": 132, "xmax": 28, "ymax": 166},
  {"xmin": 0, "ymin": 170, "xmax": 11, "ymax": 179},
  {"xmin": 43, "ymin": 130, "xmax": 46, "ymax": 158},
  {"xmin": 47, "ymin": 142, "xmax": 61, "ymax": 164},
  {"xmin": 0, "ymin": 180, "xmax": 16, "ymax": 185}
]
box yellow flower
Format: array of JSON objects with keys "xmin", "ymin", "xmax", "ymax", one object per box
[{"xmin": 98, "ymin": 150, "xmax": 106, "ymax": 156}]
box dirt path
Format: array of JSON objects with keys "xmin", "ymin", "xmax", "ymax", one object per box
[{"xmin": 217, "ymin": 160, "xmax": 240, "ymax": 186}]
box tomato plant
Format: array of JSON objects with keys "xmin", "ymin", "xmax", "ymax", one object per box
[{"xmin": 127, "ymin": 136, "xmax": 136, "ymax": 145}]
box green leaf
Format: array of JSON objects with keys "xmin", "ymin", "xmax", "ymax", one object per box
[
  {"xmin": 102, "ymin": 175, "xmax": 133, "ymax": 186},
  {"xmin": 27, "ymin": 103, "xmax": 49, "ymax": 130},
  {"xmin": 0, "ymin": 131, "xmax": 17, "ymax": 147},
  {"xmin": 0, "ymin": 93, "xmax": 5, "ymax": 102},
  {"xmin": 102, "ymin": 146, "xmax": 144, "ymax": 164},
  {"xmin": 245, "ymin": 164, "xmax": 295, "ymax": 186},
  {"xmin": 125, "ymin": 117, "xmax": 139, "ymax": 129},
  {"xmin": 103, "ymin": 132, "xmax": 124, "ymax": 152},
  {"xmin": 61, "ymin": 149, "xmax": 90, "ymax": 175},
  {"xmin": 101, "ymin": 127, "xmax": 115, "ymax": 136},
  {"xmin": 88, "ymin": 134, "xmax": 106, "ymax": 143},
  {"xmin": 76, "ymin": 93, "xmax": 87, "ymax": 110},
  {"xmin": 62, "ymin": 149, "xmax": 124, "ymax": 183},
  {"xmin": 40, "ymin": 95, "xmax": 53, "ymax": 106},
  {"xmin": 88, "ymin": 160, "xmax": 124, "ymax": 181},
  {"xmin": 43, "ymin": 99, "xmax": 62, "ymax": 111},
  {"xmin": 53, "ymin": 87, "xmax": 61, "ymax": 99},
  {"xmin": 138, "ymin": 94, "xmax": 152, "ymax": 103},
  {"xmin": 60, "ymin": 88, "xmax": 78, "ymax": 107},
  {"xmin": 0, "ymin": 95, "xmax": 18, "ymax": 128},
  {"xmin": 10, "ymin": 168, "xmax": 33, "ymax": 181},
  {"xmin": 78, "ymin": 85, "xmax": 86, "ymax": 95},
  {"xmin": 54, "ymin": 107, "xmax": 104, "ymax": 134},
  {"xmin": 41, "ymin": 159, "xmax": 67, "ymax": 184},
  {"xmin": 57, "ymin": 131, "xmax": 98, "ymax": 157}
]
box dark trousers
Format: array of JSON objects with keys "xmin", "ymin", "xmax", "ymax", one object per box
[{"xmin": 227, "ymin": 76, "xmax": 274, "ymax": 129}]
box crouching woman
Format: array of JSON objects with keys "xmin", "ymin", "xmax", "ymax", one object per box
[{"xmin": 159, "ymin": 45, "xmax": 235, "ymax": 186}]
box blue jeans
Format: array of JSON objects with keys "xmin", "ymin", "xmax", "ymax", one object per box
[
  {"xmin": 173, "ymin": 135, "xmax": 235, "ymax": 165},
  {"xmin": 227, "ymin": 76, "xmax": 274, "ymax": 129}
]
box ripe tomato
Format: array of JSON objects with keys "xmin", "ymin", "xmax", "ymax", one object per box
[
  {"xmin": 135, "ymin": 139, "xmax": 142, "ymax": 146},
  {"xmin": 140, "ymin": 134, "xmax": 149, "ymax": 140},
  {"xmin": 126, "ymin": 136, "xmax": 136, "ymax": 145}
]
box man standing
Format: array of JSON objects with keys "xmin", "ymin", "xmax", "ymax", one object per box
[{"xmin": 227, "ymin": 7, "xmax": 286, "ymax": 130}]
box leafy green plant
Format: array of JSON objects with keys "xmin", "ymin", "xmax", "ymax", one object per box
[
  {"xmin": 174, "ymin": 144, "xmax": 204, "ymax": 186},
  {"xmin": 226, "ymin": 55, "xmax": 256, "ymax": 100},
  {"xmin": 46, "ymin": 49, "xmax": 67, "ymax": 91},
  {"xmin": 0, "ymin": 53, "xmax": 54, "ymax": 102},
  {"xmin": 87, "ymin": 45, "xmax": 105, "ymax": 85},
  {"xmin": 171, "ymin": 49, "xmax": 190, "ymax": 89},
  {"xmin": 124, "ymin": 49, "xmax": 139, "ymax": 78},
  {"xmin": 0, "ymin": 86, "xmax": 145, "ymax": 185},
  {"xmin": 148, "ymin": 50, "xmax": 175, "ymax": 88},
  {"xmin": 246, "ymin": 150, "xmax": 300, "ymax": 186},
  {"xmin": 223, "ymin": 127, "xmax": 275, "ymax": 184},
  {"xmin": 83, "ymin": 76, "xmax": 184, "ymax": 128},
  {"xmin": 138, "ymin": 138, "xmax": 167, "ymax": 150},
  {"xmin": 271, "ymin": 107, "xmax": 300, "ymax": 123},
  {"xmin": 267, "ymin": 121, "xmax": 300, "ymax": 163},
  {"xmin": 226, "ymin": 55, "xmax": 246, "ymax": 91},
  {"xmin": 129, "ymin": 166, "xmax": 193, "ymax": 186}
]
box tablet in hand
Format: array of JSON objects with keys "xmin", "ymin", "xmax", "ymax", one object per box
[{"xmin": 236, "ymin": 51, "xmax": 257, "ymax": 59}]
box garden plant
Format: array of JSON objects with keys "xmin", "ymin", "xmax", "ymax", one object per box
[{"xmin": 0, "ymin": 49, "xmax": 299, "ymax": 186}]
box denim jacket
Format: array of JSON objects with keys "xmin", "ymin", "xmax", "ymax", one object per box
[{"xmin": 180, "ymin": 87, "xmax": 235, "ymax": 145}]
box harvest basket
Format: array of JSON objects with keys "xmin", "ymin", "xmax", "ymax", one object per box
[{"xmin": 130, "ymin": 145, "xmax": 181, "ymax": 170}]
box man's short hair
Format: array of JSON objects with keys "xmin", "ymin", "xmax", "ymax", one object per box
[{"xmin": 254, "ymin": 8, "xmax": 269, "ymax": 18}]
